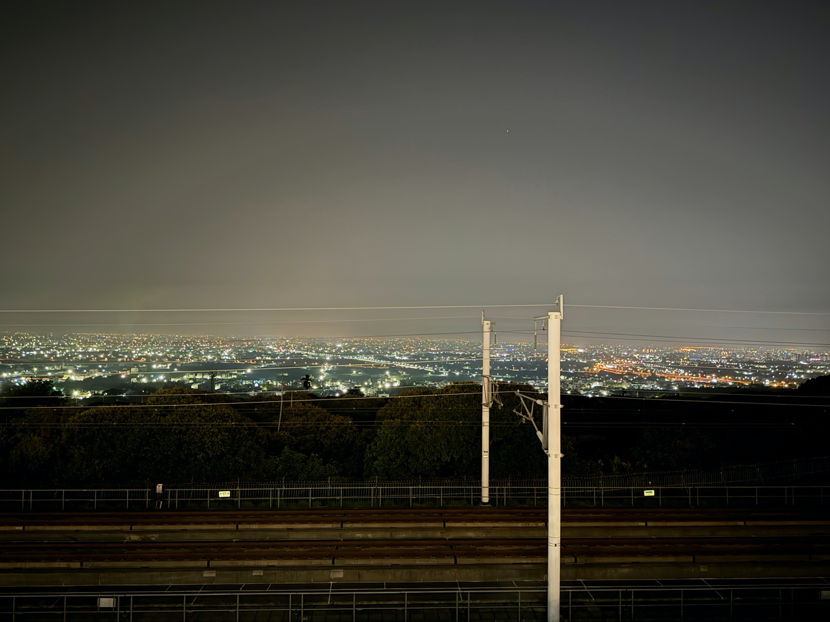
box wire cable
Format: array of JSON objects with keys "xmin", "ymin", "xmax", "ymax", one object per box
[
  {"xmin": 569, "ymin": 304, "xmax": 830, "ymax": 316},
  {"xmin": 0, "ymin": 315, "xmax": 481, "ymax": 328},
  {"xmin": 0, "ymin": 304, "xmax": 556, "ymax": 314}
]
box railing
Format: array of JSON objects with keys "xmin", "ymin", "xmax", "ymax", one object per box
[
  {"xmin": 0, "ymin": 581, "xmax": 827, "ymax": 621},
  {"xmin": 2, "ymin": 483, "xmax": 830, "ymax": 511},
  {"xmin": 2, "ymin": 456, "xmax": 827, "ymax": 511},
  {"xmin": 566, "ymin": 454, "xmax": 830, "ymax": 489}
]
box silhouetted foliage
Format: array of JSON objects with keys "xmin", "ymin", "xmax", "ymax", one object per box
[
  {"xmin": 364, "ymin": 383, "xmax": 547, "ymax": 479},
  {"xmin": 0, "ymin": 381, "xmax": 825, "ymax": 487},
  {"xmin": 797, "ymin": 374, "xmax": 830, "ymax": 397}
]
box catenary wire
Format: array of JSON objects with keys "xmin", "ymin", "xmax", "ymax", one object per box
[
  {"xmin": 568, "ymin": 304, "xmax": 830, "ymax": 316},
  {"xmin": 0, "ymin": 315, "xmax": 481, "ymax": 328},
  {"xmin": 0, "ymin": 304, "xmax": 556, "ymax": 313},
  {"xmin": 0, "ymin": 302, "xmax": 827, "ymax": 315}
]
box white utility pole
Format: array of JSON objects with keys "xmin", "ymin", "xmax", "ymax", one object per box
[
  {"xmin": 513, "ymin": 297, "xmax": 564, "ymax": 621},
  {"xmin": 547, "ymin": 295, "xmax": 563, "ymax": 622},
  {"xmin": 481, "ymin": 312, "xmax": 494, "ymax": 505}
]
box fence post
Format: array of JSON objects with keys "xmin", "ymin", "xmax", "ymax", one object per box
[
  {"xmin": 126, "ymin": 489, "xmax": 129, "ymax": 510},
  {"xmin": 62, "ymin": 489, "xmax": 65, "ymax": 511},
  {"xmin": 93, "ymin": 490, "xmax": 97, "ymax": 510},
  {"xmin": 518, "ymin": 589, "xmax": 521, "ymax": 622}
]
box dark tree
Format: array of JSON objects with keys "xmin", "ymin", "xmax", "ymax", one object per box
[{"xmin": 797, "ymin": 375, "xmax": 830, "ymax": 396}]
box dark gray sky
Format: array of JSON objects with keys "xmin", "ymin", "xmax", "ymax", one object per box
[{"xmin": 2, "ymin": 2, "xmax": 828, "ymax": 344}]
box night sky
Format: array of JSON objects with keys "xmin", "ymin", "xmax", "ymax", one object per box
[{"xmin": 2, "ymin": 2, "xmax": 828, "ymax": 344}]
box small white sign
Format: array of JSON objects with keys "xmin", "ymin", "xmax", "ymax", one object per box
[
  {"xmin": 644, "ymin": 489, "xmax": 655, "ymax": 497},
  {"xmin": 218, "ymin": 490, "xmax": 231, "ymax": 498},
  {"xmin": 98, "ymin": 597, "xmax": 115, "ymax": 608}
]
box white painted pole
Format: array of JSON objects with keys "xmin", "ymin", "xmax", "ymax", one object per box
[
  {"xmin": 482, "ymin": 312, "xmax": 493, "ymax": 505},
  {"xmin": 547, "ymin": 296, "xmax": 563, "ymax": 622}
]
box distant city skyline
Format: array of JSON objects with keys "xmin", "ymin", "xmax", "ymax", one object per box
[{"xmin": 1, "ymin": 331, "xmax": 826, "ymax": 401}]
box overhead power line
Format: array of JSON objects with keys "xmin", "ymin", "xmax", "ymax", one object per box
[
  {"xmin": 0, "ymin": 304, "xmax": 556, "ymax": 314},
  {"xmin": 569, "ymin": 304, "xmax": 830, "ymax": 316},
  {"xmin": 560, "ymin": 330, "xmax": 830, "ymax": 348},
  {"xmin": 493, "ymin": 329, "xmax": 830, "ymax": 349},
  {"xmin": 0, "ymin": 303, "xmax": 826, "ymax": 315},
  {"xmin": 0, "ymin": 315, "xmax": 480, "ymax": 328}
]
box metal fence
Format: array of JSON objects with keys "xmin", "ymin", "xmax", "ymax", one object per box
[
  {"xmin": 3, "ymin": 482, "xmax": 830, "ymax": 512},
  {"xmin": 564, "ymin": 454, "xmax": 830, "ymax": 489},
  {"xmin": 0, "ymin": 581, "xmax": 827, "ymax": 621},
  {"xmin": 2, "ymin": 455, "xmax": 828, "ymax": 512}
]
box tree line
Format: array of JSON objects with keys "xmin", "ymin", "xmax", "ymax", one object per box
[{"xmin": 0, "ymin": 377, "xmax": 826, "ymax": 488}]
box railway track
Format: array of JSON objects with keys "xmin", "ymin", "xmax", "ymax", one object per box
[
  {"xmin": 2, "ymin": 507, "xmax": 829, "ymax": 531},
  {"xmin": 2, "ymin": 535, "xmax": 829, "ymax": 569},
  {"xmin": 1, "ymin": 507, "xmax": 828, "ymax": 585}
]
